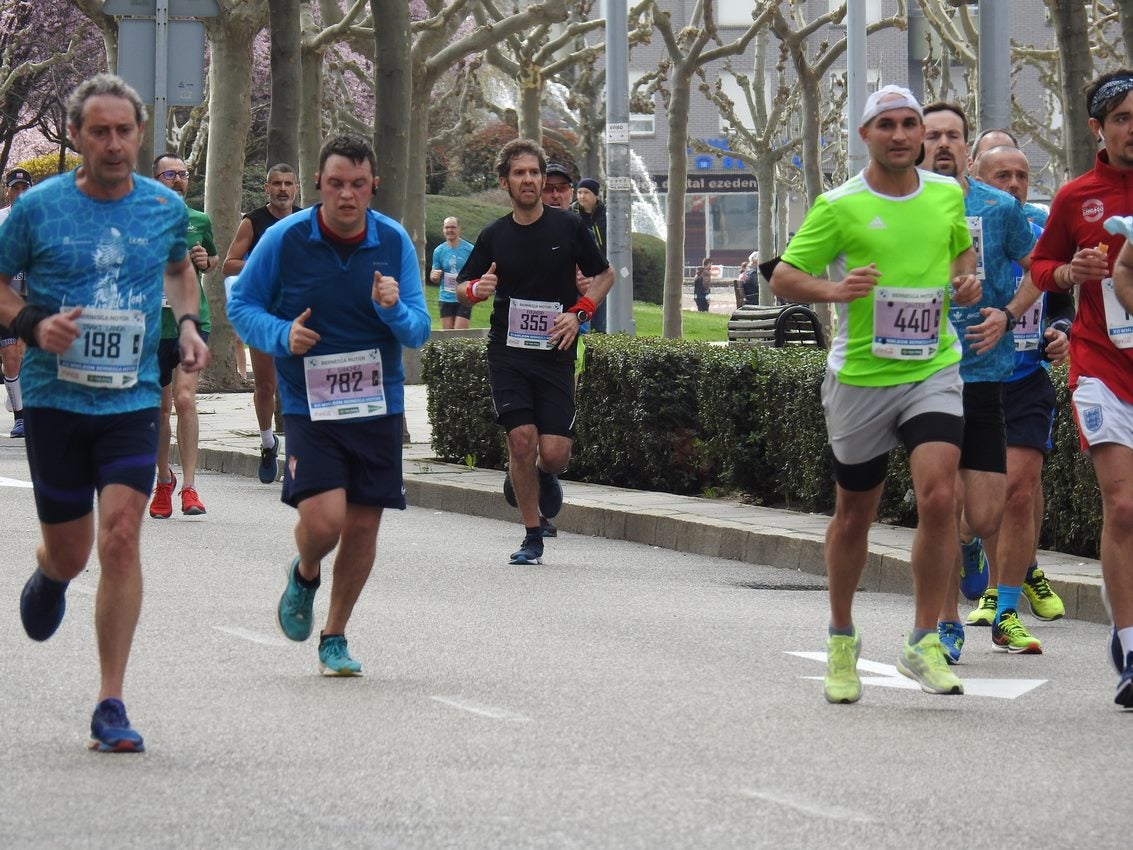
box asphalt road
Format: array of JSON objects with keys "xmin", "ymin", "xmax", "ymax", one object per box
[{"xmin": 0, "ymin": 442, "xmax": 1129, "ymax": 849}]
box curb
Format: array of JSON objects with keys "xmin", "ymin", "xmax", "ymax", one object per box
[{"xmin": 184, "ymin": 445, "xmax": 1110, "ymax": 626}]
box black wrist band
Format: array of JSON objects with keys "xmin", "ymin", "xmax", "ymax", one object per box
[
  {"xmin": 177, "ymin": 313, "xmax": 202, "ymax": 334},
  {"xmin": 12, "ymin": 304, "xmax": 51, "ymax": 347}
]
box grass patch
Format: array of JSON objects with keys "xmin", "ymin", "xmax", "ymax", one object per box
[{"xmin": 422, "ymin": 285, "xmax": 730, "ymax": 342}]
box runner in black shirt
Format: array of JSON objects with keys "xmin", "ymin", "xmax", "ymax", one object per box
[{"xmin": 458, "ymin": 139, "xmax": 613, "ymax": 565}]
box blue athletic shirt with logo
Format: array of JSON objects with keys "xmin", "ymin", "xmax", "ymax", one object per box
[
  {"xmin": 431, "ymin": 239, "xmax": 474, "ymax": 303},
  {"xmin": 228, "ymin": 206, "xmax": 431, "ymax": 419},
  {"xmin": 949, "ymin": 178, "xmax": 1036, "ymax": 383},
  {"xmin": 0, "ymin": 170, "xmax": 188, "ymax": 414}
]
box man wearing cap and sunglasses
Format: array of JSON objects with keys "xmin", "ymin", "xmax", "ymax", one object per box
[
  {"xmin": 771, "ymin": 84, "xmax": 982, "ymax": 703},
  {"xmin": 0, "ymin": 167, "xmax": 31, "ymax": 438}
]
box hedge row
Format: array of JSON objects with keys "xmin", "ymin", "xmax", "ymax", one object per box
[{"xmin": 419, "ymin": 335, "xmax": 1102, "ymax": 559}]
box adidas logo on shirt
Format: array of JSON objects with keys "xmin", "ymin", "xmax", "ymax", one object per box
[{"xmin": 868, "ymin": 216, "xmax": 887, "ymax": 229}]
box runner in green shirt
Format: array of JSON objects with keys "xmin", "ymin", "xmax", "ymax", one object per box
[{"xmin": 771, "ymin": 85, "xmax": 981, "ymax": 703}]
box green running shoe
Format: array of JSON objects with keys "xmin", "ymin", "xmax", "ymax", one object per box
[
  {"xmin": 318, "ymin": 634, "xmax": 362, "ymax": 676},
  {"xmin": 992, "ymin": 609, "xmax": 1042, "ymax": 654},
  {"xmin": 897, "ymin": 633, "xmax": 964, "ymax": 695},
  {"xmin": 1023, "ymin": 567, "xmax": 1065, "ymax": 621},
  {"xmin": 824, "ymin": 630, "xmax": 862, "ymax": 704},
  {"xmin": 966, "ymin": 590, "xmax": 998, "ymax": 627}
]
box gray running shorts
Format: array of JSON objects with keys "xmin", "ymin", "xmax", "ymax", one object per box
[{"xmin": 821, "ymin": 363, "xmax": 963, "ymax": 465}]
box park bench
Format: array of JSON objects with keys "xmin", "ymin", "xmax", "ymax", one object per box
[{"xmin": 726, "ymin": 303, "xmax": 826, "ymax": 348}]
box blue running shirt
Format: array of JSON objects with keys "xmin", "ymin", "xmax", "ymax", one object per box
[{"xmin": 0, "ymin": 171, "xmax": 188, "ymax": 413}]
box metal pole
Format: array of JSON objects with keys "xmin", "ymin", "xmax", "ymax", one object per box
[
  {"xmin": 154, "ymin": 0, "xmax": 169, "ymax": 152},
  {"xmin": 846, "ymin": 0, "xmax": 867, "ymax": 175},
  {"xmin": 978, "ymin": 0, "xmax": 1010, "ymax": 131},
  {"xmin": 604, "ymin": 0, "xmax": 634, "ymax": 335}
]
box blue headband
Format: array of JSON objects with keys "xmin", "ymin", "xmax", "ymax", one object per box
[{"xmin": 1090, "ymin": 77, "xmax": 1133, "ymax": 119}]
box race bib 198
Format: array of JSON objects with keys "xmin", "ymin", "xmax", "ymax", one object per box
[{"xmin": 57, "ymin": 307, "xmax": 145, "ymax": 388}]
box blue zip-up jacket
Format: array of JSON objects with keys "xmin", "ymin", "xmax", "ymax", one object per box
[{"xmin": 228, "ymin": 206, "xmax": 430, "ymax": 419}]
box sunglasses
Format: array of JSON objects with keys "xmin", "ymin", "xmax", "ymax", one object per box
[{"xmin": 158, "ymin": 169, "xmax": 190, "ymax": 180}]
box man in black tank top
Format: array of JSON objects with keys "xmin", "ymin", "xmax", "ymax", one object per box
[{"xmin": 222, "ymin": 163, "xmax": 302, "ymax": 483}]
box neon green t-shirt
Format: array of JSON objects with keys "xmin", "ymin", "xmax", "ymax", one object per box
[
  {"xmin": 781, "ymin": 169, "xmax": 971, "ymax": 387},
  {"xmin": 160, "ymin": 206, "xmax": 215, "ymax": 338}
]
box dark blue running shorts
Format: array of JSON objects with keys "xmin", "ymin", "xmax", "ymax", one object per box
[
  {"xmin": 1004, "ymin": 367, "xmax": 1057, "ymax": 454},
  {"xmin": 23, "ymin": 406, "xmax": 160, "ymax": 523},
  {"xmin": 280, "ymin": 413, "xmax": 407, "ymax": 509}
]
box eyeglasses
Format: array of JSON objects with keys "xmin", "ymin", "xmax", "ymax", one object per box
[{"xmin": 158, "ymin": 169, "xmax": 190, "ymax": 180}]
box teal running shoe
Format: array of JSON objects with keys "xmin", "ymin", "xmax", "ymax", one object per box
[
  {"xmin": 89, "ymin": 698, "xmax": 144, "ymax": 753},
  {"xmin": 959, "ymin": 538, "xmax": 988, "ymax": 600},
  {"xmin": 823, "ymin": 630, "xmax": 862, "ymax": 704},
  {"xmin": 897, "ymin": 633, "xmax": 964, "ymax": 695},
  {"xmin": 937, "ymin": 621, "xmax": 965, "ymax": 664},
  {"xmin": 319, "ymin": 634, "xmax": 362, "ymax": 677},
  {"xmin": 277, "ymin": 557, "xmax": 318, "ymax": 641}
]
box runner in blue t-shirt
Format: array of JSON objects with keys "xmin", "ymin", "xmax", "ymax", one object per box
[
  {"xmin": 430, "ymin": 216, "xmax": 475, "ymax": 329},
  {"xmin": 963, "ymin": 143, "xmax": 1074, "ymax": 641},
  {"xmin": 0, "ymin": 74, "xmax": 209, "ymax": 754},
  {"xmin": 921, "ymin": 102, "xmax": 1042, "ymax": 661}
]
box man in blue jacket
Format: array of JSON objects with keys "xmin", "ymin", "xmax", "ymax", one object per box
[{"xmin": 228, "ymin": 134, "xmax": 431, "ymax": 676}]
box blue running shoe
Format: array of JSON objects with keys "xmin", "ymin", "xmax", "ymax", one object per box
[
  {"xmin": 509, "ymin": 532, "xmax": 544, "ymax": 566},
  {"xmin": 1117, "ymin": 652, "xmax": 1133, "ymax": 709},
  {"xmin": 258, "ymin": 435, "xmax": 280, "ymax": 484},
  {"xmin": 20, "ymin": 569, "xmax": 68, "ymax": 642},
  {"xmin": 10, "ymin": 417, "xmax": 24, "ymax": 438},
  {"xmin": 538, "ymin": 469, "xmax": 563, "ymax": 518},
  {"xmin": 277, "ymin": 557, "xmax": 319, "ymax": 642},
  {"xmin": 959, "ymin": 538, "xmax": 988, "ymax": 600},
  {"xmin": 503, "ymin": 473, "xmax": 517, "ymax": 507},
  {"xmin": 1111, "ymin": 628, "xmax": 1125, "ymax": 675},
  {"xmin": 89, "ymin": 698, "xmax": 144, "ymax": 753},
  {"xmin": 319, "ymin": 634, "xmax": 362, "ymax": 676},
  {"xmin": 938, "ymin": 620, "xmax": 965, "ymax": 664}
]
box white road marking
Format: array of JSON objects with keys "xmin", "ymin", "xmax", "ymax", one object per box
[
  {"xmin": 431, "ymin": 696, "xmax": 531, "ymax": 721},
  {"xmin": 787, "ymin": 651, "xmax": 1047, "ymax": 699},
  {"xmin": 212, "ymin": 625, "xmax": 290, "ymax": 647},
  {"xmin": 0, "ymin": 476, "xmax": 32, "ymax": 488},
  {"xmin": 737, "ymin": 788, "xmax": 875, "ymax": 824}
]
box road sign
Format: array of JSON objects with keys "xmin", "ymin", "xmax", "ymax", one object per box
[
  {"xmin": 117, "ymin": 19, "xmax": 207, "ymax": 106},
  {"xmin": 103, "ymin": 0, "xmax": 219, "ymax": 15}
]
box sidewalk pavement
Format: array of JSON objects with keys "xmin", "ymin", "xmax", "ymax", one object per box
[{"xmin": 182, "ymin": 386, "xmax": 1109, "ymax": 625}]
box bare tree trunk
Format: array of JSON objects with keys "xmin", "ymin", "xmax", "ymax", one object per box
[
  {"xmin": 1116, "ymin": 0, "xmax": 1133, "ymax": 64},
  {"xmin": 1051, "ymin": 0, "xmax": 1096, "ymax": 177},
  {"xmin": 373, "ymin": 0, "xmax": 410, "ymax": 220},
  {"xmin": 267, "ymin": 0, "xmax": 301, "ymax": 170},
  {"xmin": 518, "ymin": 66, "xmax": 543, "ymax": 143},
  {"xmin": 297, "ymin": 40, "xmax": 323, "ymax": 208},
  {"xmin": 754, "ymin": 159, "xmax": 776, "ymax": 305},
  {"xmin": 202, "ymin": 8, "xmax": 264, "ymax": 390},
  {"xmin": 662, "ymin": 75, "xmax": 693, "ymax": 339}
]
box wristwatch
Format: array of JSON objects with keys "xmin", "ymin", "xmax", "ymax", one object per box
[
  {"xmin": 1001, "ymin": 307, "xmax": 1018, "ymax": 331},
  {"xmin": 573, "ymin": 309, "xmax": 591, "ymax": 324}
]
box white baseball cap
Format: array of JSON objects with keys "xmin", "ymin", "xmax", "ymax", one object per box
[{"xmin": 860, "ymin": 84, "xmax": 923, "ymax": 127}]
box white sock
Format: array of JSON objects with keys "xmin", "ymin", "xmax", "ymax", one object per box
[
  {"xmin": 4, "ymin": 372, "xmax": 20, "ymax": 412},
  {"xmin": 1119, "ymin": 627, "xmax": 1133, "ymax": 658},
  {"xmin": 261, "ymin": 429, "xmax": 275, "ymax": 448}
]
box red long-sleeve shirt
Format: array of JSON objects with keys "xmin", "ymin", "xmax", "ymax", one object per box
[{"xmin": 1032, "ymin": 150, "xmax": 1133, "ymax": 404}]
